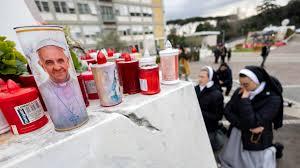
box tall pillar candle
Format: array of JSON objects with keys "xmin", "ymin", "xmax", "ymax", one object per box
[
  {"xmin": 159, "ymin": 41, "xmax": 179, "ymax": 84},
  {"xmin": 14, "ymin": 25, "xmax": 89, "ymax": 131},
  {"xmin": 91, "ymin": 52, "xmax": 122, "ymax": 107}
]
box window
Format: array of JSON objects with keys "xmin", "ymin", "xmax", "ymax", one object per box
[
  {"xmin": 61, "ymin": 2, "xmax": 67, "ymax": 13},
  {"xmin": 142, "ymin": 7, "xmax": 152, "ymax": 17},
  {"xmin": 144, "ymin": 26, "xmax": 153, "ymax": 34},
  {"xmin": 78, "ymin": 3, "xmax": 91, "ymax": 14},
  {"xmin": 53, "ymin": 1, "xmax": 61, "ymax": 13},
  {"xmin": 114, "ymin": 4, "xmax": 128, "ymax": 16},
  {"xmin": 53, "ymin": 1, "xmax": 69, "ymax": 13},
  {"xmin": 118, "ymin": 26, "xmax": 131, "ymax": 36},
  {"xmin": 100, "ymin": 6, "xmax": 114, "ymax": 21},
  {"xmin": 132, "ymin": 26, "xmax": 143, "ymax": 35},
  {"xmin": 41, "ymin": 1, "xmax": 49, "ymax": 12},
  {"xmin": 69, "ymin": 8, "xmax": 75, "ymax": 14},
  {"xmin": 129, "ymin": 6, "xmax": 141, "ymax": 17},
  {"xmin": 35, "ymin": 1, "xmax": 42, "ymax": 11},
  {"xmin": 35, "ymin": 1, "xmax": 50, "ymax": 12},
  {"xmin": 66, "ymin": 2, "xmax": 75, "ymax": 14}
]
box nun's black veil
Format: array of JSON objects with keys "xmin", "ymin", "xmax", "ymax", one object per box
[{"xmin": 244, "ymin": 66, "xmax": 283, "ymax": 129}]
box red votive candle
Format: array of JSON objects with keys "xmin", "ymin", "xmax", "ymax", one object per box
[
  {"xmin": 118, "ymin": 54, "xmax": 140, "ymax": 94},
  {"xmin": 81, "ymin": 71, "xmax": 99, "ymax": 99},
  {"xmin": 77, "ymin": 74, "xmax": 89, "ymax": 107},
  {"xmin": 19, "ymin": 74, "xmax": 47, "ymax": 111},
  {"xmin": 139, "ymin": 64, "xmax": 160, "ymax": 95},
  {"xmin": 0, "ymin": 80, "xmax": 48, "ymax": 135}
]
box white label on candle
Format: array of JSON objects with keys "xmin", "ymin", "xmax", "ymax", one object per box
[
  {"xmin": 14, "ymin": 98, "xmax": 44, "ymax": 125},
  {"xmin": 84, "ymin": 80, "xmax": 97, "ymax": 94},
  {"xmin": 139, "ymin": 79, "xmax": 148, "ymax": 91},
  {"xmin": 11, "ymin": 125, "xmax": 19, "ymax": 135}
]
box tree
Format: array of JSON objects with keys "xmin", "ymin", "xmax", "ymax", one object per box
[
  {"xmin": 167, "ymin": 28, "xmax": 186, "ymax": 47},
  {"xmin": 96, "ymin": 31, "xmax": 127, "ymax": 50},
  {"xmin": 257, "ymin": 0, "xmax": 279, "ymax": 14},
  {"xmin": 195, "ymin": 22, "xmax": 215, "ymax": 32}
]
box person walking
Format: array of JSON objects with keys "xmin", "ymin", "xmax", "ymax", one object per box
[
  {"xmin": 260, "ymin": 44, "xmax": 270, "ymax": 68},
  {"xmin": 220, "ymin": 44, "xmax": 227, "ymax": 63},
  {"xmin": 219, "ymin": 66, "xmax": 284, "ymax": 168},
  {"xmin": 179, "ymin": 46, "xmax": 190, "ymax": 81},
  {"xmin": 227, "ymin": 48, "xmax": 232, "ymax": 62},
  {"xmin": 195, "ymin": 66, "xmax": 225, "ymax": 152},
  {"xmin": 216, "ymin": 63, "xmax": 233, "ymax": 96},
  {"xmin": 214, "ymin": 46, "xmax": 221, "ymax": 64}
]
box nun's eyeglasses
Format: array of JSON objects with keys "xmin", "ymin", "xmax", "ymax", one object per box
[{"xmin": 240, "ymin": 83, "xmax": 249, "ymax": 87}]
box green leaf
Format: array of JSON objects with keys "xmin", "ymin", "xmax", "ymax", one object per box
[
  {"xmin": 0, "ymin": 36, "xmax": 6, "ymax": 41},
  {"xmin": 2, "ymin": 59, "xmax": 16, "ymax": 66},
  {"xmin": 14, "ymin": 50, "xmax": 27, "ymax": 63},
  {"xmin": 0, "ymin": 66, "xmax": 17, "ymax": 75},
  {"xmin": 70, "ymin": 49, "xmax": 82, "ymax": 72},
  {"xmin": 15, "ymin": 60, "xmax": 27, "ymax": 75},
  {"xmin": 0, "ymin": 35, "xmax": 27, "ymax": 75}
]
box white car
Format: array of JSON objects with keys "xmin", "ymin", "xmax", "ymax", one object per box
[{"xmin": 296, "ymin": 28, "xmax": 300, "ymax": 34}]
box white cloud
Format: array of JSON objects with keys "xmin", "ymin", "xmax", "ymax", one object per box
[{"xmin": 164, "ymin": 0, "xmax": 291, "ymax": 20}]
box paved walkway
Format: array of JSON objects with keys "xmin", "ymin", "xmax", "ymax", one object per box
[{"xmin": 186, "ymin": 34, "xmax": 300, "ymax": 168}]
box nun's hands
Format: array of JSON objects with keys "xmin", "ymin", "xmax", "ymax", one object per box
[
  {"xmin": 250, "ymin": 127, "xmax": 264, "ymax": 134},
  {"xmin": 240, "ymin": 88, "xmax": 250, "ymax": 98}
]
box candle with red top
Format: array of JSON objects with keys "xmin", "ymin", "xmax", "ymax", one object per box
[
  {"xmin": 81, "ymin": 52, "xmax": 97, "ymax": 65},
  {"xmin": 81, "ymin": 64, "xmax": 99, "ymax": 100},
  {"xmin": 139, "ymin": 49, "xmax": 160, "ymax": 95},
  {"xmin": 130, "ymin": 46, "xmax": 141, "ymax": 59},
  {"xmin": 91, "ymin": 51, "xmax": 122, "ymax": 107},
  {"xmin": 117, "ymin": 53, "xmax": 140, "ymax": 94},
  {"xmin": 0, "ymin": 79, "xmax": 48, "ymax": 135}
]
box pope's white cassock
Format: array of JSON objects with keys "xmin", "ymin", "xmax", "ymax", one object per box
[{"xmin": 39, "ymin": 76, "xmax": 88, "ymax": 130}]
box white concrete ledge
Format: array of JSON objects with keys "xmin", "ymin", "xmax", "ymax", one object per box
[{"xmin": 0, "ymin": 81, "xmax": 216, "ymax": 168}]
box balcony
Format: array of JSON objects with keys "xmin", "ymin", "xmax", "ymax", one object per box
[{"xmin": 102, "ymin": 15, "xmax": 116, "ymax": 24}]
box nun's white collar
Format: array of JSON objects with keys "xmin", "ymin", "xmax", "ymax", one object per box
[{"xmin": 249, "ymin": 82, "xmax": 266, "ymax": 100}]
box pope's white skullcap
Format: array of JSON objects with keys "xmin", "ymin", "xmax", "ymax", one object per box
[{"xmin": 35, "ymin": 38, "xmax": 67, "ymax": 52}]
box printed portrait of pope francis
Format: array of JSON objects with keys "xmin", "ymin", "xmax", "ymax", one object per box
[{"xmin": 36, "ymin": 39, "xmax": 88, "ymax": 130}]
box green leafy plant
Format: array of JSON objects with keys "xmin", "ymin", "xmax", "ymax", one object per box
[
  {"xmin": 0, "ymin": 36, "xmax": 27, "ymax": 75},
  {"xmin": 63, "ymin": 26, "xmax": 87, "ymax": 73}
]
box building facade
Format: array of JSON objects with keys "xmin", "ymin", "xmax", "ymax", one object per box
[{"xmin": 31, "ymin": 0, "xmax": 165, "ymax": 52}]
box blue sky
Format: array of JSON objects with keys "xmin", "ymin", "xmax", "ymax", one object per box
[{"xmin": 164, "ymin": 0, "xmax": 291, "ymax": 20}]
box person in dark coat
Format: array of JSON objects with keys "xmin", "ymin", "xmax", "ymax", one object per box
[
  {"xmin": 195, "ymin": 66, "xmax": 224, "ymax": 151},
  {"xmin": 227, "ymin": 48, "xmax": 232, "ymax": 62},
  {"xmin": 220, "ymin": 66, "xmax": 283, "ymax": 167},
  {"xmin": 216, "ymin": 63, "xmax": 233, "ymax": 96},
  {"xmin": 260, "ymin": 44, "xmax": 270, "ymax": 68},
  {"xmin": 220, "ymin": 45, "xmax": 227, "ymax": 63},
  {"xmin": 214, "ymin": 46, "xmax": 221, "ymax": 64}
]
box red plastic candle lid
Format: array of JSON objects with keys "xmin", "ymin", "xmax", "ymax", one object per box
[
  {"xmin": 107, "ymin": 48, "xmax": 114, "ymax": 57},
  {"xmin": 131, "ymin": 47, "xmax": 137, "ymax": 53},
  {"xmin": 121, "ymin": 52, "xmax": 129, "ymax": 59},
  {"xmin": 0, "ymin": 80, "xmax": 37, "ymax": 102},
  {"xmin": 0, "ymin": 78, "xmax": 5, "ymax": 86},
  {"xmin": 0, "ymin": 78, "xmax": 7, "ymax": 92},
  {"xmin": 97, "ymin": 51, "xmax": 107, "ymax": 64},
  {"xmin": 124, "ymin": 53, "xmax": 132, "ymax": 61}
]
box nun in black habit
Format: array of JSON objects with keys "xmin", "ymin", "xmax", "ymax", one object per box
[
  {"xmin": 219, "ymin": 66, "xmax": 283, "ymax": 168},
  {"xmin": 195, "ymin": 66, "xmax": 225, "ymax": 151}
]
